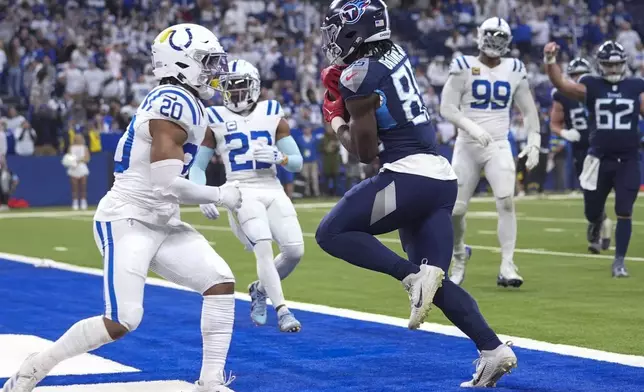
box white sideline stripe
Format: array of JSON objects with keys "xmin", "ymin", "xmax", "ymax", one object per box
[
  {"xmin": 34, "ymin": 380, "xmax": 192, "ymax": 391},
  {"xmin": 2, "ymin": 252, "xmax": 644, "ymax": 369},
  {"xmin": 47, "ymin": 216, "xmax": 644, "ymax": 262},
  {"xmin": 0, "ymin": 191, "xmax": 631, "ymax": 220}
]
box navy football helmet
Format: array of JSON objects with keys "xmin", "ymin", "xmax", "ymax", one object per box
[
  {"xmin": 596, "ymin": 41, "xmax": 627, "ymax": 83},
  {"xmin": 321, "ymin": 0, "xmax": 391, "ymax": 65},
  {"xmin": 566, "ymin": 57, "xmax": 592, "ymax": 76}
]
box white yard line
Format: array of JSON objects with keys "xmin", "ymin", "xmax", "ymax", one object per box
[
  {"xmin": 0, "ymin": 191, "xmax": 632, "ymax": 220},
  {"xmin": 2, "ymin": 251, "xmax": 643, "ymax": 369},
  {"xmin": 42, "ymin": 215, "xmax": 644, "ymax": 262}
]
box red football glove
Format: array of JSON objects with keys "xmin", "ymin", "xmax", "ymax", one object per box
[
  {"xmin": 321, "ymin": 65, "xmax": 346, "ymax": 99},
  {"xmin": 323, "ymin": 89, "xmax": 346, "ymax": 123}
]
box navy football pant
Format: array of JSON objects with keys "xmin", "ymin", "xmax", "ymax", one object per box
[
  {"xmin": 584, "ymin": 157, "xmax": 640, "ymax": 259},
  {"xmin": 316, "ymin": 170, "xmax": 502, "ymax": 351},
  {"xmin": 584, "ymin": 157, "xmax": 640, "ymax": 222}
]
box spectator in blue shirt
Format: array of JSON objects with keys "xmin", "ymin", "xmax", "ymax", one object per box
[{"xmin": 297, "ymin": 126, "xmax": 320, "ymax": 197}]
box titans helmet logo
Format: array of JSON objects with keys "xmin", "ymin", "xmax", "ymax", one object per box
[{"xmin": 340, "ymin": 0, "xmax": 371, "ymax": 25}]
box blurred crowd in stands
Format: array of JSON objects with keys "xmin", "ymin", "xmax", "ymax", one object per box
[{"xmin": 0, "ymin": 0, "xmax": 642, "ymax": 198}]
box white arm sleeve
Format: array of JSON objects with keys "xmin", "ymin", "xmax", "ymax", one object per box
[
  {"xmin": 439, "ymin": 73, "xmax": 489, "ymax": 137},
  {"xmin": 150, "ymin": 159, "xmax": 221, "ymax": 205},
  {"xmin": 514, "ymin": 78, "xmax": 540, "ymax": 135}
]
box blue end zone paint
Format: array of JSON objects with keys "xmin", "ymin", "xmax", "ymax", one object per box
[{"xmin": 1, "ymin": 258, "xmax": 643, "ymax": 392}]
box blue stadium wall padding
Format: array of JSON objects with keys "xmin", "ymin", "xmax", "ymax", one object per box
[{"xmin": 8, "ymin": 152, "xmax": 111, "ymax": 207}]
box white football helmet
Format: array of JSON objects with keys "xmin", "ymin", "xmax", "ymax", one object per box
[
  {"xmin": 477, "ymin": 17, "xmax": 512, "ymax": 58},
  {"xmin": 220, "ymin": 59, "xmax": 261, "ymax": 113},
  {"xmin": 151, "ymin": 23, "xmax": 228, "ymax": 100}
]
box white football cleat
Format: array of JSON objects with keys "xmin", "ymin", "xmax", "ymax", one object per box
[
  {"xmin": 403, "ymin": 264, "xmax": 444, "ymax": 330},
  {"xmin": 2, "ymin": 353, "xmax": 47, "ymax": 392},
  {"xmin": 461, "ymin": 342, "xmax": 517, "ymax": 388},
  {"xmin": 449, "ymin": 245, "xmax": 472, "ymax": 285},
  {"xmin": 193, "ymin": 371, "xmax": 236, "ymax": 392},
  {"xmin": 497, "ymin": 261, "xmax": 523, "ymax": 288}
]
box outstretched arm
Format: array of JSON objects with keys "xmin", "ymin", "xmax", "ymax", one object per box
[
  {"xmin": 149, "ymin": 119, "xmax": 239, "ymax": 207},
  {"xmin": 544, "ymin": 42, "xmax": 586, "ymax": 101}
]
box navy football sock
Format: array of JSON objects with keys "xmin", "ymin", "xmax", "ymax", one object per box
[
  {"xmin": 433, "ymin": 280, "xmax": 502, "ymax": 352},
  {"xmin": 615, "ymin": 217, "xmax": 632, "ymax": 259},
  {"xmin": 317, "ymin": 231, "xmax": 419, "ymax": 281}
]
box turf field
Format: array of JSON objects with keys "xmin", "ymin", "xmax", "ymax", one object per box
[{"xmin": 0, "ymin": 193, "xmax": 642, "ymax": 358}]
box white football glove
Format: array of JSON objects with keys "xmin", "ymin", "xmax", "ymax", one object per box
[
  {"xmin": 518, "ymin": 132, "xmax": 541, "ymax": 170},
  {"xmin": 253, "ymin": 145, "xmax": 285, "ymax": 165},
  {"xmin": 199, "ymin": 203, "xmax": 220, "ymax": 220},
  {"xmin": 561, "ymin": 128, "xmax": 581, "ymax": 142},
  {"xmin": 468, "ymin": 125, "xmax": 494, "ymax": 147},
  {"xmin": 215, "ymin": 180, "xmax": 242, "ymax": 210}
]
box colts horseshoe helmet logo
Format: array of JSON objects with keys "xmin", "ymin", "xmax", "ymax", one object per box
[
  {"xmin": 158, "ymin": 27, "xmax": 193, "ymax": 51},
  {"xmin": 340, "ymin": 0, "xmax": 371, "ymax": 25}
]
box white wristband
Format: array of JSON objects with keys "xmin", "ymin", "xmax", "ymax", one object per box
[
  {"xmin": 543, "ymin": 56, "xmax": 557, "ymax": 65},
  {"xmin": 331, "ymin": 117, "xmax": 347, "ymax": 133}
]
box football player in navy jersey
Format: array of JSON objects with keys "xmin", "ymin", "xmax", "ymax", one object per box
[
  {"xmin": 545, "ymin": 40, "xmax": 643, "ymax": 277},
  {"xmin": 315, "ymin": 0, "xmax": 517, "ymax": 386},
  {"xmin": 549, "ymin": 57, "xmax": 612, "ymax": 253}
]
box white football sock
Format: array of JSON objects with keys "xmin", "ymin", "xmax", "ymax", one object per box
[
  {"xmin": 254, "ymin": 240, "xmax": 285, "ymax": 309},
  {"xmin": 200, "ymin": 294, "xmax": 234, "ymax": 383},
  {"xmin": 452, "ymin": 213, "xmax": 467, "ymax": 256},
  {"xmin": 496, "ymin": 197, "xmax": 517, "ymax": 266},
  {"xmin": 36, "ymin": 316, "xmax": 113, "ymax": 372}
]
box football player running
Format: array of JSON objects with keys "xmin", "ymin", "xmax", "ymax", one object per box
[
  {"xmin": 545, "ymin": 40, "xmax": 643, "ymax": 277},
  {"xmin": 440, "ymin": 17, "xmax": 541, "ymax": 288},
  {"xmin": 316, "ymin": 0, "xmax": 517, "ymax": 387},
  {"xmin": 3, "ymin": 24, "xmax": 241, "ymax": 392},
  {"xmin": 549, "ymin": 58, "xmax": 612, "ymax": 254},
  {"xmin": 190, "ymin": 59, "xmax": 305, "ymax": 332}
]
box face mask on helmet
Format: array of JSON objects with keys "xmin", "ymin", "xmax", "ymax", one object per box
[
  {"xmin": 221, "ymin": 74, "xmax": 260, "ymax": 113},
  {"xmin": 478, "ymin": 29, "xmax": 511, "ymax": 58},
  {"xmin": 321, "ymin": 22, "xmax": 348, "ymax": 65},
  {"xmin": 599, "ymin": 60, "xmax": 626, "ymax": 83},
  {"xmin": 191, "ymin": 50, "xmax": 229, "ymax": 97}
]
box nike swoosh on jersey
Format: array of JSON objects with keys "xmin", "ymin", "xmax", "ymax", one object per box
[
  {"xmin": 166, "ymin": 95, "xmax": 178, "ymax": 101},
  {"xmin": 345, "ymin": 72, "xmax": 358, "ymax": 81}
]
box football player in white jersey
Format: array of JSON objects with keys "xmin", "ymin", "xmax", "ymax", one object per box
[
  {"xmin": 439, "ymin": 17, "xmax": 541, "ymax": 287},
  {"xmin": 190, "ymin": 59, "xmax": 305, "ymax": 333},
  {"xmin": 3, "ymin": 24, "xmax": 242, "ymax": 392}
]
